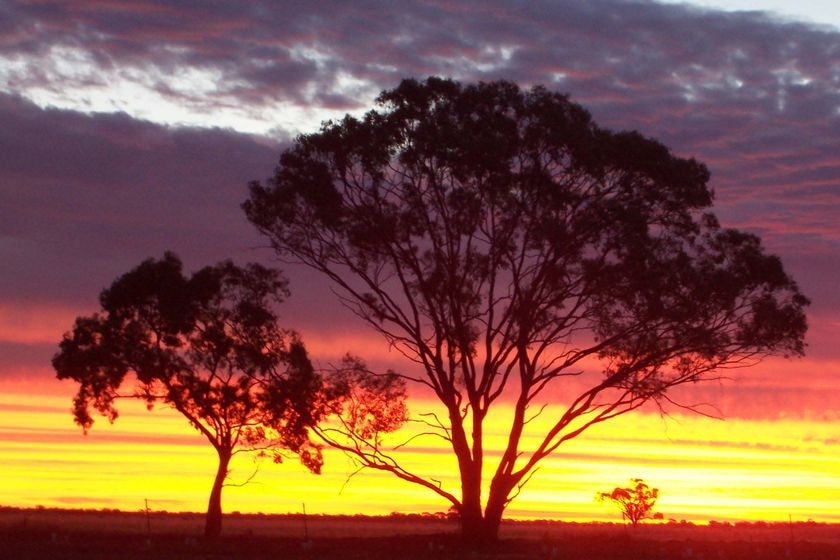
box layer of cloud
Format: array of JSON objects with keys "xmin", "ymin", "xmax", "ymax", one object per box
[
  {"xmin": 0, "ymin": 92, "xmax": 280, "ymax": 304},
  {"xmin": 3, "ymin": 0, "xmax": 837, "ymax": 295}
]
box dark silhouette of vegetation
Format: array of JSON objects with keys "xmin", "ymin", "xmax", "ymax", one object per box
[
  {"xmin": 4, "ymin": 507, "xmax": 840, "ymax": 560},
  {"xmin": 244, "ymin": 77, "xmax": 809, "ymax": 545},
  {"xmin": 597, "ymin": 478, "xmax": 663, "ymax": 525},
  {"xmin": 312, "ymin": 354, "xmax": 408, "ymax": 446},
  {"xmin": 52, "ymin": 253, "xmax": 324, "ymax": 539},
  {"xmin": 261, "ymin": 352, "xmax": 409, "ymax": 484}
]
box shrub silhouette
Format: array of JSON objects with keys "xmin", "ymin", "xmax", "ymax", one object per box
[{"xmin": 598, "ymin": 478, "xmax": 663, "ymax": 525}]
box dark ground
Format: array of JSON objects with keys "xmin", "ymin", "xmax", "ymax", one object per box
[
  {"xmin": 4, "ymin": 528, "xmax": 840, "ymax": 560},
  {"xmin": 2, "ymin": 509, "xmax": 839, "ymax": 559}
]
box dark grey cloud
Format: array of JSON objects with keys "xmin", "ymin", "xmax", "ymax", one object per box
[
  {"xmin": 3, "ymin": 1, "xmax": 837, "ymax": 188},
  {"xmin": 0, "ymin": 93, "xmax": 282, "ymax": 307}
]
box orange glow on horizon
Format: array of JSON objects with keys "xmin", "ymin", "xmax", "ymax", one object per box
[{"xmin": 1, "ymin": 380, "xmax": 838, "ymax": 524}]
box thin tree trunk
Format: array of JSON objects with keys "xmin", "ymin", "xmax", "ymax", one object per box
[
  {"xmin": 482, "ymin": 481, "xmax": 509, "ymax": 544},
  {"xmin": 457, "ymin": 457, "xmax": 485, "ymax": 546},
  {"xmin": 449, "ymin": 404, "xmax": 487, "ymax": 548},
  {"xmin": 204, "ymin": 448, "xmax": 231, "ymax": 539}
]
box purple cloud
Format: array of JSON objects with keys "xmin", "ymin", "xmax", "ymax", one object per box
[{"xmin": 0, "ymin": 93, "xmax": 282, "ymax": 303}]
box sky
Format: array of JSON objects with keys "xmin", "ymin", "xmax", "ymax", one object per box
[
  {"xmin": 0, "ymin": 0, "xmax": 838, "ymax": 523},
  {"xmin": 659, "ymin": 0, "xmax": 840, "ymax": 29}
]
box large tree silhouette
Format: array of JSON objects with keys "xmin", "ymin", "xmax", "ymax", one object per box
[
  {"xmin": 53, "ymin": 253, "xmax": 322, "ymax": 538},
  {"xmin": 244, "ymin": 78, "xmax": 809, "ymax": 544}
]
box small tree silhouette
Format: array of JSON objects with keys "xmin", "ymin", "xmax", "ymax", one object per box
[
  {"xmin": 597, "ymin": 478, "xmax": 663, "ymax": 525},
  {"xmin": 53, "ymin": 252, "xmax": 324, "ymax": 538}
]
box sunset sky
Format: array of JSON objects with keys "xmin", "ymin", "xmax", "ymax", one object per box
[{"xmin": 1, "ymin": 1, "xmax": 838, "ymax": 524}]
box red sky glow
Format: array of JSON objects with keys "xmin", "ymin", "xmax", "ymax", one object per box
[{"xmin": 0, "ymin": 0, "xmax": 838, "ymax": 524}]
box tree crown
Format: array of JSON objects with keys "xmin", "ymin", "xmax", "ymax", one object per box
[
  {"xmin": 245, "ymin": 77, "xmax": 808, "ymax": 410},
  {"xmin": 53, "ymin": 252, "xmax": 323, "ymax": 472}
]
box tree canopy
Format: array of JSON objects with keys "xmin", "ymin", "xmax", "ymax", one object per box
[
  {"xmin": 244, "ymin": 77, "xmax": 809, "ymax": 544},
  {"xmin": 53, "ymin": 252, "xmax": 323, "ymax": 538}
]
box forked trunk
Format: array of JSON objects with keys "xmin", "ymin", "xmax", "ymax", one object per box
[
  {"xmin": 459, "ymin": 485, "xmax": 509, "ymax": 548},
  {"xmin": 459, "ymin": 475, "xmax": 512, "ymax": 549},
  {"xmin": 204, "ymin": 448, "xmax": 231, "ymax": 539}
]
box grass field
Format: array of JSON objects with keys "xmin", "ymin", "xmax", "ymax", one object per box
[{"xmin": 2, "ymin": 507, "xmax": 838, "ymax": 559}]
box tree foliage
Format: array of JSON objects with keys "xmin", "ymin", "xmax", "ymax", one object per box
[
  {"xmin": 243, "ymin": 77, "xmax": 809, "ymax": 543},
  {"xmin": 53, "ymin": 252, "xmax": 323, "ymax": 538},
  {"xmin": 597, "ymin": 478, "xmax": 662, "ymax": 525}
]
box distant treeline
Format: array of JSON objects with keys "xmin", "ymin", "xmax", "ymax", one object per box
[{"xmin": 0, "ymin": 506, "xmax": 829, "ymax": 529}]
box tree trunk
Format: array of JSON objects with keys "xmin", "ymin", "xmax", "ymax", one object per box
[
  {"xmin": 460, "ymin": 511, "xmax": 503, "ymax": 550},
  {"xmin": 458, "ymin": 465, "xmax": 486, "ymax": 547},
  {"xmin": 459, "ymin": 476, "xmax": 510, "ymax": 549},
  {"xmin": 447, "ymin": 401, "xmax": 487, "ymax": 548},
  {"xmin": 204, "ymin": 448, "xmax": 231, "ymax": 539},
  {"xmin": 458, "ymin": 473, "xmax": 514, "ymax": 548},
  {"xmin": 482, "ymin": 484, "xmax": 508, "ymax": 544}
]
